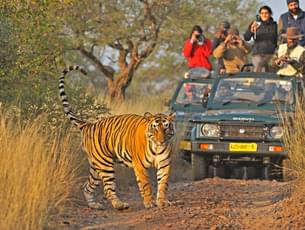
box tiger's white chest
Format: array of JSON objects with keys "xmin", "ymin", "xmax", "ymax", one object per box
[{"xmin": 148, "ymin": 145, "xmax": 171, "ymax": 168}]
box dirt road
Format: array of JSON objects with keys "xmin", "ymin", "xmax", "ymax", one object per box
[{"xmin": 48, "ymin": 175, "xmax": 305, "ymax": 230}]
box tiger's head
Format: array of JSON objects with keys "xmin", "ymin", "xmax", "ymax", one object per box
[{"xmin": 144, "ymin": 112, "xmax": 176, "ymax": 147}]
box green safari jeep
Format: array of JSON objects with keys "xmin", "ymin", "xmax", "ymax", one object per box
[{"xmin": 188, "ymin": 72, "xmax": 304, "ymax": 181}]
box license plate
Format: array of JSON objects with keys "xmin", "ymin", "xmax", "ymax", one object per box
[{"xmin": 229, "ymin": 143, "xmax": 257, "ymax": 152}]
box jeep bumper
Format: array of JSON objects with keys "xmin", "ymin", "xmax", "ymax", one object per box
[{"xmin": 190, "ymin": 140, "xmax": 287, "ymax": 157}]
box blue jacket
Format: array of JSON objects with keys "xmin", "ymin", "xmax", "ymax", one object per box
[{"xmin": 279, "ymin": 9, "xmax": 305, "ymax": 46}]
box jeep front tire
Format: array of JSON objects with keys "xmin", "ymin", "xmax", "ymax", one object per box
[{"xmin": 191, "ymin": 153, "xmax": 208, "ymax": 181}]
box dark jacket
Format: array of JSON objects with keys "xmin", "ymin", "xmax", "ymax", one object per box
[
  {"xmin": 244, "ymin": 18, "xmax": 277, "ymax": 55},
  {"xmin": 278, "ymin": 9, "xmax": 305, "ymax": 46}
]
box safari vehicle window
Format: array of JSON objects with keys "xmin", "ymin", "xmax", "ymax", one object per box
[
  {"xmin": 210, "ymin": 77, "xmax": 294, "ymax": 107},
  {"xmin": 176, "ymin": 82, "xmax": 213, "ymax": 105}
]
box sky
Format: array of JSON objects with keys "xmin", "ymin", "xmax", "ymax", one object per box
[{"xmin": 263, "ymin": 0, "xmax": 305, "ymax": 21}]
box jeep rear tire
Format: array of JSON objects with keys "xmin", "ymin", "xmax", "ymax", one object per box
[{"xmin": 191, "ymin": 153, "xmax": 208, "ymax": 181}]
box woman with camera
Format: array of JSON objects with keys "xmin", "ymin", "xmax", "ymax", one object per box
[
  {"xmin": 244, "ymin": 5, "xmax": 278, "ymax": 72},
  {"xmin": 183, "ymin": 25, "xmax": 213, "ymax": 73}
]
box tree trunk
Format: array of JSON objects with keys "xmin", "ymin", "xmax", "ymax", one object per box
[
  {"xmin": 107, "ymin": 79, "xmax": 126, "ymax": 104},
  {"xmin": 107, "ymin": 64, "xmax": 137, "ymax": 104}
]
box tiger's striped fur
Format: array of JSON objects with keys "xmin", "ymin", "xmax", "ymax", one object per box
[{"xmin": 59, "ymin": 66, "xmax": 176, "ymax": 210}]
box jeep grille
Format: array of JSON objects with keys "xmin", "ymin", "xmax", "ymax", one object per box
[{"xmin": 220, "ymin": 123, "xmax": 266, "ymax": 140}]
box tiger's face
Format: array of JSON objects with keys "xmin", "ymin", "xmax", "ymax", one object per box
[{"xmin": 145, "ymin": 112, "xmax": 176, "ymax": 147}]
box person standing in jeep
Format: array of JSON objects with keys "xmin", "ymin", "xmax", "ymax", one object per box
[
  {"xmin": 183, "ymin": 25, "xmax": 213, "ymax": 71},
  {"xmin": 278, "ymin": 0, "xmax": 305, "ymax": 46},
  {"xmin": 213, "ymin": 27, "xmax": 251, "ymax": 73},
  {"xmin": 212, "ymin": 21, "xmax": 231, "ymax": 74},
  {"xmin": 244, "ymin": 5, "xmax": 277, "ymax": 72},
  {"xmin": 272, "ymin": 27, "xmax": 305, "ymax": 77}
]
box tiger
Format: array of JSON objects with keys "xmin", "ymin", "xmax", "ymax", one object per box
[{"xmin": 59, "ymin": 66, "xmax": 176, "ymax": 210}]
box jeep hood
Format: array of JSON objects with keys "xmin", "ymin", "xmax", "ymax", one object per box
[{"xmin": 192, "ymin": 109, "xmax": 285, "ymax": 123}]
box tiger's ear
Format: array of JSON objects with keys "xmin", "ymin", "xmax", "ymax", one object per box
[
  {"xmin": 144, "ymin": 112, "xmax": 153, "ymax": 121},
  {"xmin": 168, "ymin": 112, "xmax": 176, "ymax": 121}
]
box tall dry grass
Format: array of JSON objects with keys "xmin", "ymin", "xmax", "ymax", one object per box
[
  {"xmin": 108, "ymin": 93, "xmax": 170, "ymax": 115},
  {"xmin": 0, "ymin": 114, "xmax": 80, "ymax": 230},
  {"xmin": 282, "ymin": 100, "xmax": 305, "ymax": 180}
]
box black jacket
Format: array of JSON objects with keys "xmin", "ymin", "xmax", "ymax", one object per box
[{"xmin": 244, "ymin": 18, "xmax": 277, "ymax": 55}]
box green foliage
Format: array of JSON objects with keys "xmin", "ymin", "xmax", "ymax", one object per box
[
  {"xmin": 1, "ymin": 1, "xmax": 65, "ymax": 75},
  {"xmin": 0, "ymin": 1, "xmax": 110, "ymax": 124}
]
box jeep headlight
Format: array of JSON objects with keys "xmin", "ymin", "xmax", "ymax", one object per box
[
  {"xmin": 201, "ymin": 123, "xmax": 220, "ymax": 137},
  {"xmin": 270, "ymin": 126, "xmax": 283, "ymax": 139}
]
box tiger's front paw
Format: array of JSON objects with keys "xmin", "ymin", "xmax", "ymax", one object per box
[
  {"xmin": 88, "ymin": 202, "xmax": 105, "ymax": 210},
  {"xmin": 144, "ymin": 200, "xmax": 155, "ymax": 209},
  {"xmin": 112, "ymin": 200, "xmax": 130, "ymax": 210},
  {"xmin": 156, "ymin": 198, "xmax": 171, "ymax": 207}
]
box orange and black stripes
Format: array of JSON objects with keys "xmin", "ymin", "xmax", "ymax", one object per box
[{"xmin": 59, "ymin": 66, "xmax": 176, "ymax": 210}]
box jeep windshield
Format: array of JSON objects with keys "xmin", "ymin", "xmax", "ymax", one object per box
[
  {"xmin": 175, "ymin": 82, "xmax": 213, "ymax": 106},
  {"xmin": 208, "ymin": 76, "xmax": 295, "ymax": 110}
]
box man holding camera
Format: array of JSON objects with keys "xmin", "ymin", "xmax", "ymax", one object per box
[
  {"xmin": 183, "ymin": 25, "xmax": 212, "ymax": 72},
  {"xmin": 212, "ymin": 21, "xmax": 231, "ymax": 74},
  {"xmin": 213, "ymin": 27, "xmax": 251, "ymax": 73},
  {"xmin": 272, "ymin": 27, "xmax": 305, "ymax": 77}
]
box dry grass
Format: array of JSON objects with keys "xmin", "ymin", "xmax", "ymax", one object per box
[
  {"xmin": 272, "ymin": 105, "xmax": 305, "ymax": 230},
  {"xmin": 108, "ymin": 94, "xmax": 170, "ymax": 115},
  {"xmin": 282, "ymin": 101, "xmax": 305, "ymax": 178},
  {"xmin": 0, "ymin": 114, "xmax": 80, "ymax": 230}
]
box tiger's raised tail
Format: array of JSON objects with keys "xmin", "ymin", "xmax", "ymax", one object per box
[{"xmin": 59, "ymin": 65, "xmax": 87, "ymax": 128}]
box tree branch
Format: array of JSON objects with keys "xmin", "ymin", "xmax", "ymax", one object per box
[
  {"xmin": 78, "ymin": 45, "xmax": 114, "ymax": 81},
  {"xmin": 138, "ymin": 0, "xmax": 159, "ymax": 59}
]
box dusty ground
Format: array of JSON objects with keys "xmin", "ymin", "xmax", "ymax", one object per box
[{"xmin": 47, "ymin": 163, "xmax": 305, "ymax": 230}]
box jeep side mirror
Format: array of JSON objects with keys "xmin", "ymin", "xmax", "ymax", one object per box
[
  {"xmin": 202, "ymin": 88, "xmax": 210, "ymax": 107},
  {"xmin": 202, "ymin": 96, "xmax": 208, "ymax": 107}
]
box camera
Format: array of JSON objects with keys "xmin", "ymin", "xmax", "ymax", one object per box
[
  {"xmin": 223, "ymin": 29, "xmax": 228, "ymax": 36},
  {"xmin": 255, "ymin": 15, "xmax": 261, "ymax": 27},
  {"xmin": 195, "ymin": 34, "xmax": 204, "ymax": 43},
  {"xmin": 254, "ymin": 15, "xmax": 261, "ymax": 40}
]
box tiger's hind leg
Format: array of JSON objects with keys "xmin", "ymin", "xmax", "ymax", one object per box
[
  {"xmin": 83, "ymin": 166, "xmax": 104, "ymax": 210},
  {"xmin": 98, "ymin": 168, "xmax": 130, "ymax": 210},
  {"xmin": 98, "ymin": 158, "xmax": 129, "ymax": 210}
]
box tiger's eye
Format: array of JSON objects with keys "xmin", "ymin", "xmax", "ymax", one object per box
[{"xmin": 163, "ymin": 122, "xmax": 169, "ymax": 128}]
